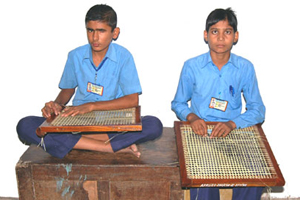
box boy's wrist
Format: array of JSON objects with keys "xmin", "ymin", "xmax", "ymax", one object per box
[
  {"xmin": 187, "ymin": 113, "xmax": 201, "ymax": 123},
  {"xmin": 227, "ymin": 121, "xmax": 237, "ymax": 130},
  {"xmin": 88, "ymin": 102, "xmax": 95, "ymax": 112}
]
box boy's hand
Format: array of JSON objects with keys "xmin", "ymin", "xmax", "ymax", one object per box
[
  {"xmin": 41, "ymin": 101, "xmax": 64, "ymax": 118},
  {"xmin": 211, "ymin": 121, "xmax": 236, "ymax": 138},
  {"xmin": 187, "ymin": 113, "xmax": 207, "ymax": 136},
  {"xmin": 60, "ymin": 103, "xmax": 93, "ymax": 117}
]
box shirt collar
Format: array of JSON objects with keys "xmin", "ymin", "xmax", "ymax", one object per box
[
  {"xmin": 84, "ymin": 42, "xmax": 118, "ymax": 64},
  {"xmin": 202, "ymin": 52, "xmax": 240, "ymax": 69}
]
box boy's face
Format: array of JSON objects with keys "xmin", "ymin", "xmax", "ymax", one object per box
[
  {"xmin": 204, "ymin": 20, "xmax": 238, "ymax": 55},
  {"xmin": 86, "ymin": 20, "xmax": 120, "ymax": 54}
]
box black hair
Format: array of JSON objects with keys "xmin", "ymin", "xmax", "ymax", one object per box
[
  {"xmin": 85, "ymin": 4, "xmax": 117, "ymax": 31},
  {"xmin": 205, "ymin": 8, "xmax": 237, "ymax": 32}
]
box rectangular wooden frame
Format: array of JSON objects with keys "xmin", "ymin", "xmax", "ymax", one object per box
[
  {"xmin": 174, "ymin": 121, "xmax": 285, "ymax": 187},
  {"xmin": 36, "ymin": 106, "xmax": 142, "ymax": 137}
]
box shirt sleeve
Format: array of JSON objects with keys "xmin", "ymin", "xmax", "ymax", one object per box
[
  {"xmin": 117, "ymin": 51, "xmax": 142, "ymax": 97},
  {"xmin": 232, "ymin": 65, "xmax": 266, "ymax": 128},
  {"xmin": 171, "ymin": 62, "xmax": 194, "ymax": 121},
  {"xmin": 58, "ymin": 51, "xmax": 78, "ymax": 89}
]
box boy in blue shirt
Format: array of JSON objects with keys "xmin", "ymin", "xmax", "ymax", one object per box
[
  {"xmin": 17, "ymin": 4, "xmax": 162, "ymax": 159},
  {"xmin": 171, "ymin": 8, "xmax": 265, "ymax": 200}
]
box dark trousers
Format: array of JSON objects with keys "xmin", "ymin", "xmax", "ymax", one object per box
[{"xmin": 17, "ymin": 115, "xmax": 162, "ymax": 159}]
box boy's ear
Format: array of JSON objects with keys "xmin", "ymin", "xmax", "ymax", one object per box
[
  {"xmin": 113, "ymin": 27, "xmax": 120, "ymax": 41},
  {"xmin": 233, "ymin": 31, "xmax": 239, "ymax": 45},
  {"xmin": 204, "ymin": 30, "xmax": 208, "ymax": 44}
]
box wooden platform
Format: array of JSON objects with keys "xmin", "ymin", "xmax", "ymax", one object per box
[{"xmin": 16, "ymin": 128, "xmax": 185, "ymax": 200}]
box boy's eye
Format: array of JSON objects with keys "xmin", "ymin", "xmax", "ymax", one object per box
[
  {"xmin": 225, "ymin": 30, "xmax": 232, "ymax": 34},
  {"xmin": 87, "ymin": 29, "xmax": 94, "ymax": 33},
  {"xmin": 211, "ymin": 30, "xmax": 218, "ymax": 34}
]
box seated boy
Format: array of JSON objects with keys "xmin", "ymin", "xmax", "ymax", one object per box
[
  {"xmin": 171, "ymin": 8, "xmax": 265, "ymax": 200},
  {"xmin": 17, "ymin": 4, "xmax": 162, "ymax": 159}
]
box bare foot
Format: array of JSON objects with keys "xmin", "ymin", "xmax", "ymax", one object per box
[
  {"xmin": 117, "ymin": 144, "xmax": 141, "ymax": 158},
  {"xmin": 74, "ymin": 136, "xmax": 141, "ymax": 157},
  {"xmin": 129, "ymin": 144, "xmax": 141, "ymax": 158}
]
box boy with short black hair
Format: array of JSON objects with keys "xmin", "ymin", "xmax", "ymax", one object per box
[
  {"xmin": 17, "ymin": 4, "xmax": 162, "ymax": 159},
  {"xmin": 171, "ymin": 8, "xmax": 265, "ymax": 200}
]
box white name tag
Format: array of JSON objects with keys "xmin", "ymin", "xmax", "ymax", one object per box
[
  {"xmin": 209, "ymin": 97, "xmax": 228, "ymax": 112},
  {"xmin": 87, "ymin": 82, "xmax": 104, "ymax": 96}
]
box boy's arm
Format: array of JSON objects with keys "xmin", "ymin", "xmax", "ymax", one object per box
[
  {"xmin": 42, "ymin": 88, "xmax": 75, "ymax": 118},
  {"xmin": 231, "ymin": 68, "xmax": 265, "ymax": 129},
  {"xmin": 211, "ymin": 67, "xmax": 264, "ymax": 136},
  {"xmin": 187, "ymin": 113, "xmax": 207, "ymax": 136},
  {"xmin": 171, "ymin": 63, "xmax": 195, "ymax": 121},
  {"xmin": 61, "ymin": 93, "xmax": 139, "ymax": 117}
]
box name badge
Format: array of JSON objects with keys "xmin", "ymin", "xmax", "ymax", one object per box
[
  {"xmin": 87, "ymin": 82, "xmax": 103, "ymax": 96},
  {"xmin": 209, "ymin": 97, "xmax": 228, "ymax": 112}
]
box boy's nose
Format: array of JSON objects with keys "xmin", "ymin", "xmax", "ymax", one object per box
[
  {"xmin": 93, "ymin": 32, "xmax": 99, "ymax": 41},
  {"xmin": 218, "ymin": 33, "xmax": 224, "ymax": 41}
]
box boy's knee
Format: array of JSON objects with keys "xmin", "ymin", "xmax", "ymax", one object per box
[
  {"xmin": 17, "ymin": 117, "xmax": 31, "ymax": 142},
  {"xmin": 16, "ymin": 116, "xmax": 44, "ymax": 142},
  {"xmin": 142, "ymin": 116, "xmax": 163, "ymax": 139},
  {"xmin": 17, "ymin": 117, "xmax": 30, "ymax": 136}
]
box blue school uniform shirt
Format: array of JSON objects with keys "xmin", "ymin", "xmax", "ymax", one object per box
[
  {"xmin": 171, "ymin": 52, "xmax": 265, "ymax": 129},
  {"xmin": 59, "ymin": 43, "xmax": 142, "ymax": 106}
]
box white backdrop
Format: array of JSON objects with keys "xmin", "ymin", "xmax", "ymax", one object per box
[{"xmin": 1, "ymin": 0, "xmax": 299, "ymax": 198}]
